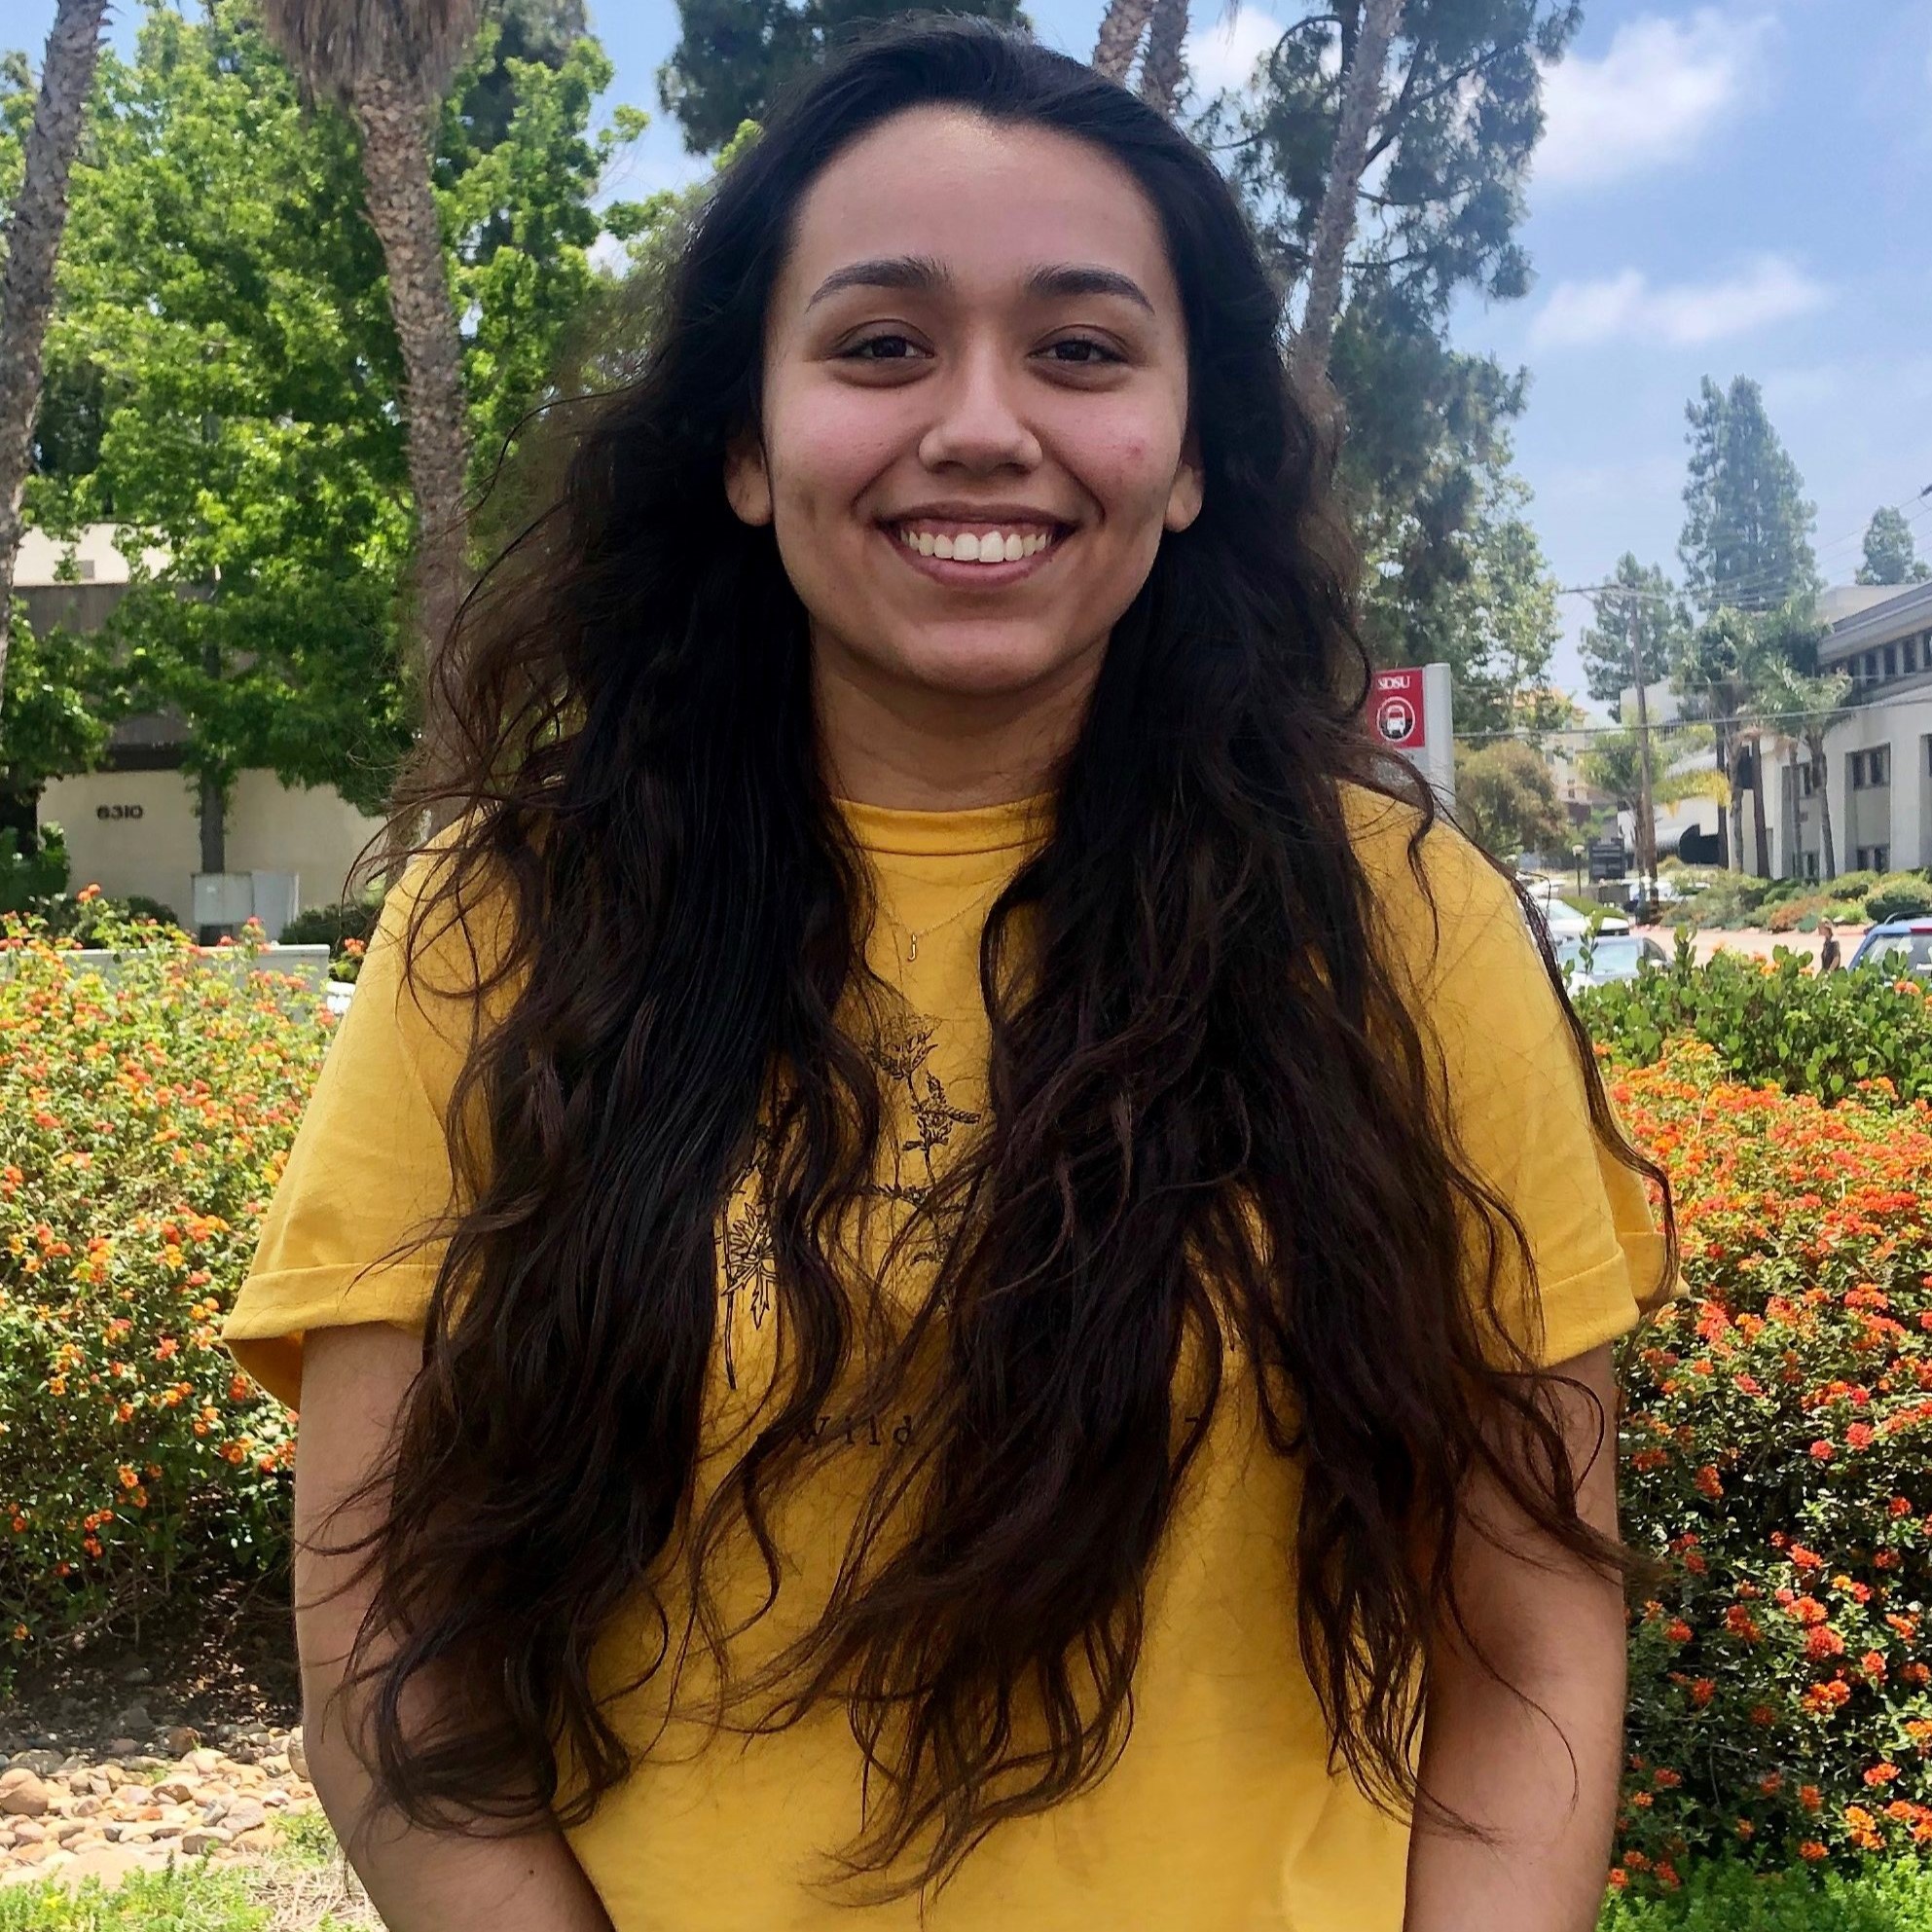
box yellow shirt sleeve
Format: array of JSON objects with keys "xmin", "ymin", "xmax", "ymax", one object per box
[
  {"xmin": 1358, "ymin": 794, "xmax": 1674, "ymax": 1367},
  {"xmin": 222, "ymin": 842, "xmax": 497, "ymax": 1406}
]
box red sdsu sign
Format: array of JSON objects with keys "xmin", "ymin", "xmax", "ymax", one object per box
[{"xmin": 1369, "ymin": 668, "xmax": 1427, "ymax": 750}]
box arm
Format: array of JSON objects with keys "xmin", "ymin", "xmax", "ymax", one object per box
[
  {"xmin": 1403, "ymin": 1344, "xmax": 1625, "ymax": 1932},
  {"xmin": 295, "ymin": 1323, "xmax": 616, "ymax": 1932}
]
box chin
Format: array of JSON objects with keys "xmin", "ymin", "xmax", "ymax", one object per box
[{"xmin": 873, "ymin": 625, "xmax": 1100, "ymax": 700}]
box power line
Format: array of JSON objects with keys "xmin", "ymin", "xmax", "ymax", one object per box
[{"xmin": 1455, "ymin": 683, "xmax": 1932, "ymax": 746}]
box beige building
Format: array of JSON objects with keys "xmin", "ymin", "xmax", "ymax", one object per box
[{"xmin": 18, "ymin": 526, "xmax": 388, "ymax": 930}]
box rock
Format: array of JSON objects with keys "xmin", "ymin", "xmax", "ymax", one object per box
[
  {"xmin": 70, "ymin": 1796, "xmax": 101, "ymax": 1818},
  {"xmin": 153, "ymin": 1779, "xmax": 197, "ymax": 1804},
  {"xmin": 0, "ymin": 1769, "xmax": 51, "ymax": 1817},
  {"xmin": 201, "ymin": 1798, "xmax": 231, "ymax": 1824},
  {"xmin": 13, "ymin": 1838, "xmax": 54, "ymax": 1864},
  {"xmin": 115, "ymin": 1703, "xmax": 153, "ymax": 1734},
  {"xmin": 60, "ymin": 1842, "xmax": 151, "ymax": 1889},
  {"xmin": 125, "ymin": 1757, "xmax": 167, "ymax": 1774},
  {"xmin": 224, "ymin": 1798, "xmax": 269, "ymax": 1834},
  {"xmin": 55, "ymin": 1818, "xmax": 91, "ymax": 1844},
  {"xmin": 164, "ymin": 1727, "xmax": 200, "ymax": 1756},
  {"xmin": 180, "ymin": 1827, "xmax": 230, "ymax": 1854},
  {"xmin": 260, "ymin": 1753, "xmax": 290, "ymax": 1777},
  {"xmin": 286, "ymin": 1731, "xmax": 308, "ymax": 1781},
  {"xmin": 10, "ymin": 1819, "xmax": 45, "ymax": 1842},
  {"xmin": 106, "ymin": 1738, "xmax": 138, "ymax": 1759},
  {"xmin": 186, "ymin": 1748, "xmax": 224, "ymax": 1775},
  {"xmin": 261, "ymin": 1788, "xmax": 291, "ymax": 1809},
  {"xmin": 6, "ymin": 1750, "xmax": 63, "ymax": 1777},
  {"xmin": 122, "ymin": 1663, "xmax": 152, "ymax": 1686},
  {"xmin": 151, "ymin": 1822, "xmax": 184, "ymax": 1840}
]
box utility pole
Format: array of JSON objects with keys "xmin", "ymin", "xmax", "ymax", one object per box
[{"xmin": 1626, "ymin": 592, "xmax": 1659, "ymax": 915}]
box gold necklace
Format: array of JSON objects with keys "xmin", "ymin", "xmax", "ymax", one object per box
[{"xmin": 878, "ymin": 883, "xmax": 1001, "ymax": 965}]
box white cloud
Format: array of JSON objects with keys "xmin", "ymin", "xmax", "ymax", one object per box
[
  {"xmin": 1537, "ymin": 9, "xmax": 1773, "ymax": 190},
  {"xmin": 1185, "ymin": 5, "xmax": 1282, "ymax": 96},
  {"xmin": 1529, "ymin": 254, "xmax": 1829, "ymax": 350}
]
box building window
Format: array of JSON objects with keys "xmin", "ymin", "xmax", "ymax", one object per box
[
  {"xmin": 1877, "ymin": 845, "xmax": 1891, "ymax": 872},
  {"xmin": 1800, "ymin": 764, "xmax": 1814, "ymax": 796},
  {"xmin": 1853, "ymin": 747, "xmax": 1892, "ymax": 790},
  {"xmin": 1908, "ymin": 637, "xmax": 1921, "ymax": 675},
  {"xmin": 1851, "ymin": 751, "xmax": 1865, "ymax": 788},
  {"xmin": 1867, "ymin": 650, "xmax": 1881, "ymax": 681},
  {"xmin": 1885, "ymin": 643, "xmax": 1900, "ymax": 677},
  {"xmin": 1856, "ymin": 846, "xmax": 1870, "ymax": 870},
  {"xmin": 1804, "ymin": 851, "xmax": 1819, "ymax": 881}
]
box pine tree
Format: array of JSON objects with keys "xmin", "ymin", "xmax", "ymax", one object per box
[
  {"xmin": 1856, "ymin": 505, "xmax": 1929, "ymax": 587},
  {"xmin": 1679, "ymin": 376, "xmax": 1818, "ymax": 617},
  {"xmin": 1578, "ymin": 555, "xmax": 1690, "ymax": 709}
]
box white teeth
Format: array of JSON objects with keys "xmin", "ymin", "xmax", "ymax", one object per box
[
  {"xmin": 933, "ymin": 532, "xmax": 956, "ymax": 559},
  {"xmin": 896, "ymin": 526, "xmax": 1057, "ymax": 561},
  {"xmin": 954, "ymin": 531, "xmax": 981, "ymax": 561},
  {"xmin": 1002, "ymin": 532, "xmax": 1024, "ymax": 562},
  {"xmin": 916, "ymin": 531, "xmax": 934, "ymax": 556}
]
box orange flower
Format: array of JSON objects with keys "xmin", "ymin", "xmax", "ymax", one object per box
[{"xmin": 1799, "ymin": 1841, "xmax": 1828, "ymax": 1862}]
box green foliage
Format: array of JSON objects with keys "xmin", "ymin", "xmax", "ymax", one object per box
[
  {"xmin": 657, "ymin": 0, "xmax": 1027, "ymax": 155},
  {"xmin": 1608, "ymin": 1051, "xmax": 1932, "ymax": 1884},
  {"xmin": 0, "ymin": 613, "xmax": 112, "ymax": 794},
  {"xmin": 1452, "ymin": 738, "xmax": 1568, "ymax": 860},
  {"xmin": 34, "ymin": 892, "xmax": 183, "ymax": 943},
  {"xmin": 1215, "ymin": 4, "xmax": 1582, "ymax": 706},
  {"xmin": 276, "ymin": 898, "xmax": 381, "ymax": 950},
  {"xmin": 0, "ymin": 1867, "xmax": 267, "ymax": 1930},
  {"xmin": 0, "ymin": 825, "xmax": 69, "ymax": 910},
  {"xmin": 1680, "ymin": 378, "xmax": 1819, "ymax": 618},
  {"xmin": 1576, "ymin": 947, "xmax": 1932, "ymax": 1105},
  {"xmin": 1856, "ymin": 507, "xmax": 1929, "ymax": 588},
  {"xmin": 0, "ymin": 907, "xmax": 331, "ymax": 1666},
  {"xmin": 1598, "ymin": 1857, "xmax": 1932, "ymax": 1930},
  {"xmin": 1582, "ymin": 557, "xmax": 1693, "ymax": 709},
  {"xmin": 1865, "ymin": 877, "xmax": 1932, "ymax": 925}
]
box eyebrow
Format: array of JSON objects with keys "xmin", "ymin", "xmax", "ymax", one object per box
[{"xmin": 803, "ymin": 255, "xmax": 1156, "ymax": 315}]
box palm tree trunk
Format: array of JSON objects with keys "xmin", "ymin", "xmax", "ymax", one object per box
[
  {"xmin": 350, "ymin": 70, "xmax": 473, "ymax": 834},
  {"xmin": 1092, "ymin": 0, "xmax": 1156, "ymax": 81},
  {"xmin": 1138, "ymin": 0, "xmax": 1188, "ymax": 116},
  {"xmin": 1813, "ymin": 742, "xmax": 1836, "ymax": 880},
  {"xmin": 1786, "ymin": 741, "xmax": 1801, "ymax": 879},
  {"xmin": 1294, "ymin": 0, "xmax": 1406, "ymax": 387},
  {"xmin": 1749, "ymin": 728, "xmax": 1770, "ymax": 878},
  {"xmin": 0, "ymin": 0, "xmax": 110, "ymax": 711}
]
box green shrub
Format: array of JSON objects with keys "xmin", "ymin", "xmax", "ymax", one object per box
[
  {"xmin": 1599, "ymin": 1857, "xmax": 1932, "ymax": 1929},
  {"xmin": 1610, "ymin": 1050, "xmax": 1932, "ymax": 1885},
  {"xmin": 0, "ymin": 1867, "xmax": 267, "ymax": 1929},
  {"xmin": 1866, "ymin": 873, "xmax": 1932, "ymax": 925},
  {"xmin": 0, "ymin": 825, "xmax": 69, "ymax": 912},
  {"xmin": 1577, "ymin": 944, "xmax": 1932, "ymax": 1104},
  {"xmin": 278, "ymin": 896, "xmax": 380, "ymax": 950},
  {"xmin": 36, "ymin": 893, "xmax": 183, "ymax": 944},
  {"xmin": 0, "ymin": 902, "xmax": 332, "ymax": 1668}
]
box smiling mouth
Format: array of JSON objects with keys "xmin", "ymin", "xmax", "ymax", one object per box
[{"xmin": 885, "ymin": 519, "xmax": 1069, "ymax": 566}]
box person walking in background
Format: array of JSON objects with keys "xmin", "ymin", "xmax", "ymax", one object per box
[
  {"xmin": 224, "ymin": 25, "xmax": 1675, "ymax": 1931},
  {"xmin": 1819, "ymin": 919, "xmax": 1841, "ymax": 971}
]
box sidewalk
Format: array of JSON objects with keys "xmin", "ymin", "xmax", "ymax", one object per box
[{"xmin": 1632, "ymin": 925, "xmax": 1865, "ymax": 966}]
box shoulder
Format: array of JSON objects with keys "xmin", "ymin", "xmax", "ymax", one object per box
[{"xmin": 1337, "ymin": 783, "xmax": 1532, "ymax": 996}]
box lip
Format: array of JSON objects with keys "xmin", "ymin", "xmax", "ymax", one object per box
[{"xmin": 878, "ymin": 523, "xmax": 1069, "ymax": 588}]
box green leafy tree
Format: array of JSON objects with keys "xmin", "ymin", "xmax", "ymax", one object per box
[
  {"xmin": 659, "ymin": 0, "xmax": 1027, "ymax": 155},
  {"xmin": 1214, "ymin": 3, "xmax": 1581, "ymax": 690},
  {"xmin": 1577, "ymin": 723, "xmax": 1721, "ymax": 877},
  {"xmin": 1363, "ymin": 460, "xmax": 1563, "ymax": 735},
  {"xmin": 1578, "ymin": 556, "xmax": 1690, "ymax": 710},
  {"xmin": 1452, "ymin": 737, "xmax": 1566, "ymax": 862},
  {"xmin": 1856, "ymin": 504, "xmax": 1929, "ymax": 587},
  {"xmin": 1679, "ymin": 376, "xmax": 1818, "ymax": 618}
]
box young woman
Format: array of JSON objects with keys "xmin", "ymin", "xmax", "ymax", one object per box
[{"xmin": 225, "ymin": 23, "xmax": 1673, "ymax": 1931}]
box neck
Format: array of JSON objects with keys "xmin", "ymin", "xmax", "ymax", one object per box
[{"xmin": 812, "ymin": 627, "xmax": 1105, "ymax": 810}]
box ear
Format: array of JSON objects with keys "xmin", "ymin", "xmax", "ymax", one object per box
[
  {"xmin": 724, "ymin": 430, "xmax": 774, "ymax": 527},
  {"xmin": 1164, "ymin": 429, "xmax": 1203, "ymax": 533}
]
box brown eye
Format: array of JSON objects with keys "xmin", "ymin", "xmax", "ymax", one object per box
[
  {"xmin": 1043, "ymin": 338, "xmax": 1120, "ymax": 365},
  {"xmin": 843, "ymin": 334, "xmax": 924, "ymax": 361}
]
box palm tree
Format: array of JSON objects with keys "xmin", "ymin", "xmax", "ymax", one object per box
[
  {"xmin": 1138, "ymin": 0, "xmax": 1188, "ymax": 116},
  {"xmin": 1763, "ymin": 661, "xmax": 1851, "ymax": 881},
  {"xmin": 1092, "ymin": 0, "xmax": 1158, "ymax": 81},
  {"xmin": 1579, "ymin": 726, "xmax": 1726, "ymax": 875},
  {"xmin": 1294, "ymin": 0, "xmax": 1406, "ymax": 387},
  {"xmin": 0, "ymin": 0, "xmax": 110, "ymax": 711},
  {"xmin": 259, "ymin": 0, "xmax": 483, "ymax": 823}
]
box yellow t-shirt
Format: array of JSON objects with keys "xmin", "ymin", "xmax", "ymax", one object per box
[{"xmin": 225, "ymin": 785, "xmax": 1668, "ymax": 1932}]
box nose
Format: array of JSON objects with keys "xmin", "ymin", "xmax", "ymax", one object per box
[{"xmin": 916, "ymin": 342, "xmax": 1042, "ymax": 476}]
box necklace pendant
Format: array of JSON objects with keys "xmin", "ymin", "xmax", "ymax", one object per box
[{"xmin": 906, "ymin": 933, "xmax": 919, "ymax": 963}]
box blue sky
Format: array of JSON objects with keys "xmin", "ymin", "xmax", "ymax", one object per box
[{"xmin": 14, "ymin": 0, "xmax": 1932, "ymax": 707}]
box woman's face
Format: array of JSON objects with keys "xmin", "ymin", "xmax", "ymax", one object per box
[{"xmin": 727, "ymin": 107, "xmax": 1202, "ymax": 711}]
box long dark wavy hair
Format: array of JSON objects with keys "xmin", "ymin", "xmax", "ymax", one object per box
[{"xmin": 335, "ymin": 18, "xmax": 1674, "ymax": 1900}]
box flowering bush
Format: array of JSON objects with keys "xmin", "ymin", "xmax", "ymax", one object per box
[
  {"xmin": 1577, "ymin": 946, "xmax": 1932, "ymax": 1105},
  {"xmin": 1609, "ymin": 1043, "xmax": 1932, "ymax": 1891},
  {"xmin": 0, "ymin": 895, "xmax": 333, "ymax": 1668}
]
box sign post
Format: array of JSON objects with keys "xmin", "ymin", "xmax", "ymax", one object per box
[{"xmin": 1367, "ymin": 663, "xmax": 1454, "ymax": 807}]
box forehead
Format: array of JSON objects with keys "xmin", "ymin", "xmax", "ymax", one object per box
[{"xmin": 775, "ymin": 106, "xmax": 1181, "ymax": 316}]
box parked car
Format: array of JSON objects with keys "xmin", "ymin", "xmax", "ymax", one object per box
[
  {"xmin": 1517, "ymin": 877, "xmax": 1632, "ymax": 941},
  {"xmin": 1552, "ymin": 932, "xmax": 1669, "ymax": 989},
  {"xmin": 1847, "ymin": 919, "xmax": 1932, "ymax": 976}
]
